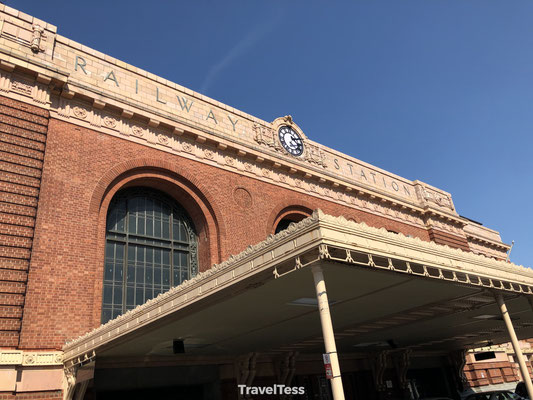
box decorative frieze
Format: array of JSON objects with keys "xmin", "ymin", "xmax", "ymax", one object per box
[
  {"xmin": 0, "ymin": 350, "xmax": 63, "ymax": 366},
  {"xmin": 0, "ymin": 71, "xmax": 52, "ymax": 106},
  {"xmin": 11, "ymin": 77, "xmax": 34, "ymax": 96}
]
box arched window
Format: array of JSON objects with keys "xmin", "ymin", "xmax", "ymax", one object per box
[
  {"xmin": 102, "ymin": 187, "xmax": 197, "ymax": 323},
  {"xmin": 274, "ymin": 214, "xmax": 308, "ymax": 234}
]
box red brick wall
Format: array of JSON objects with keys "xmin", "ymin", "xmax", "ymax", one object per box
[
  {"xmin": 0, "ymin": 96, "xmax": 48, "ymax": 348},
  {"xmin": 18, "ymin": 115, "xmax": 433, "ymax": 349},
  {"xmin": 464, "ymin": 360, "xmax": 521, "ymax": 387},
  {"xmin": 428, "ymin": 228, "xmax": 470, "ymax": 251}
]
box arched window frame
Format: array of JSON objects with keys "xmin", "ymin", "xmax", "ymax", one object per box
[{"xmin": 102, "ymin": 187, "xmax": 198, "ymax": 323}]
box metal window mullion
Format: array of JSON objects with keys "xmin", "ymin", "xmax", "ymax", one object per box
[
  {"xmin": 170, "ymin": 209, "xmax": 174, "ymax": 287},
  {"xmin": 122, "ymin": 204, "xmax": 130, "ymax": 315}
]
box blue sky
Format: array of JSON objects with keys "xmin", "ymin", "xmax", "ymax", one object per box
[{"xmin": 14, "ymin": 1, "xmax": 532, "ymax": 267}]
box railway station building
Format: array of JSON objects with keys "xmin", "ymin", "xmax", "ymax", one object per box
[{"xmin": 0, "ymin": 5, "xmax": 532, "ymax": 400}]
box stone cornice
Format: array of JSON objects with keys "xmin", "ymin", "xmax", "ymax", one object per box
[{"xmin": 466, "ymin": 234, "xmax": 511, "ymax": 251}]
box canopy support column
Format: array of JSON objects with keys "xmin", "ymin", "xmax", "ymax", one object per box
[
  {"xmin": 495, "ymin": 293, "xmax": 533, "ymax": 398},
  {"xmin": 311, "ymin": 265, "xmax": 345, "ymax": 400}
]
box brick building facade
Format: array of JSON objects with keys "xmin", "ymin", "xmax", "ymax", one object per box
[{"xmin": 0, "ymin": 5, "xmax": 530, "ymax": 400}]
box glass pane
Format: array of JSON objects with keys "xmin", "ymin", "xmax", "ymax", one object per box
[
  {"xmin": 126, "ymin": 286, "xmax": 134, "ymax": 306},
  {"xmin": 105, "ymin": 242, "xmax": 114, "ymax": 258},
  {"xmin": 162, "ymin": 221, "xmax": 170, "ymax": 239},
  {"xmin": 146, "ymin": 217, "xmax": 154, "ymax": 236},
  {"xmin": 102, "ymin": 309, "xmax": 112, "ymax": 323},
  {"xmin": 173, "ymin": 221, "xmax": 179, "ymax": 241},
  {"xmin": 137, "ymin": 217, "xmax": 145, "ymax": 235},
  {"xmin": 114, "ymin": 263, "xmax": 123, "ymax": 281},
  {"xmin": 113, "ymin": 286, "xmax": 122, "ymax": 305},
  {"xmin": 116, "ymin": 244, "xmax": 124, "ymax": 261},
  {"xmin": 146, "ymin": 248, "xmax": 153, "ymax": 264},
  {"xmin": 146, "ymin": 268, "xmax": 153, "ymax": 284},
  {"xmin": 116, "ymin": 207, "xmax": 126, "ymax": 232},
  {"xmin": 154, "ymin": 267, "xmax": 161, "ymax": 284},
  {"xmin": 163, "ymin": 268, "xmax": 170, "ymax": 285},
  {"xmin": 128, "ymin": 213, "xmax": 136, "ymax": 234},
  {"xmin": 135, "ymin": 287, "xmax": 144, "ymax": 305},
  {"xmin": 104, "ymin": 261, "xmax": 113, "ymax": 281},
  {"xmin": 154, "ymin": 219, "xmax": 161, "ymax": 237},
  {"xmin": 145, "ymin": 287, "xmax": 153, "ymax": 301},
  {"xmin": 136, "ymin": 265, "xmax": 144, "ymax": 284},
  {"xmin": 127, "ymin": 266, "xmax": 135, "ymax": 283},
  {"xmin": 145, "ymin": 198, "xmax": 153, "ymax": 215},
  {"xmin": 103, "ymin": 285, "xmax": 112, "ymax": 305},
  {"xmin": 107, "ymin": 210, "xmax": 117, "ymax": 231}
]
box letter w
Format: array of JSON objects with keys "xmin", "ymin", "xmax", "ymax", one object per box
[{"xmin": 177, "ymin": 96, "xmax": 193, "ymax": 112}]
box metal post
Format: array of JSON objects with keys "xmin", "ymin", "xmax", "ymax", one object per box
[
  {"xmin": 495, "ymin": 293, "xmax": 533, "ymax": 398},
  {"xmin": 311, "ymin": 265, "xmax": 345, "ymax": 400}
]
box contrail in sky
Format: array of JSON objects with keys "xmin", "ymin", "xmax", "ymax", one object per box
[{"xmin": 200, "ymin": 10, "xmax": 284, "ymax": 94}]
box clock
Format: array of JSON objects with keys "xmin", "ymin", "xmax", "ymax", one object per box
[{"xmin": 278, "ymin": 125, "xmax": 304, "ymax": 156}]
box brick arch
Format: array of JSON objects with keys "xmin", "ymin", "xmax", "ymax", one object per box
[
  {"xmin": 266, "ymin": 198, "xmax": 316, "ymax": 236},
  {"xmin": 88, "ymin": 158, "xmax": 226, "ymax": 327}
]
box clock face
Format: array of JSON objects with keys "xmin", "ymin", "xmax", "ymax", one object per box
[{"xmin": 278, "ymin": 126, "xmax": 304, "ymax": 156}]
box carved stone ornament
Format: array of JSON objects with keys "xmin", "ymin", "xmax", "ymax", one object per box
[
  {"xmin": 204, "ymin": 149, "xmax": 214, "ymax": 159},
  {"xmin": 64, "ymin": 365, "xmax": 78, "ymax": 400},
  {"xmin": 10, "ymin": 78, "xmax": 33, "ymax": 96},
  {"xmin": 157, "ymin": 133, "xmax": 169, "ymax": 145},
  {"xmin": 225, "ymin": 156, "xmax": 235, "ymax": 166},
  {"xmin": 103, "ymin": 116, "xmax": 117, "ymax": 129},
  {"xmin": 303, "ymin": 142, "xmax": 327, "ymax": 168},
  {"xmin": 233, "ymin": 187, "xmax": 252, "ymax": 209},
  {"xmin": 252, "ymin": 123, "xmax": 281, "ymax": 152},
  {"xmin": 422, "ymin": 188, "xmax": 454, "ymax": 210},
  {"xmin": 22, "ymin": 354, "xmax": 35, "ymax": 364},
  {"xmin": 182, "ymin": 142, "xmax": 193, "ymax": 153},
  {"xmin": 131, "ymin": 125, "xmax": 144, "ymax": 137},
  {"xmin": 30, "ymin": 24, "xmax": 45, "ymax": 53},
  {"xmin": 72, "ymin": 106, "xmax": 88, "ymax": 119}
]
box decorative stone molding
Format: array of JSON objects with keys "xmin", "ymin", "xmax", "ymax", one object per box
[
  {"xmin": 0, "ymin": 350, "xmax": 63, "ymax": 366},
  {"xmin": 64, "ymin": 364, "xmax": 78, "ymax": 400},
  {"xmin": 253, "ymin": 122, "xmax": 281, "ymax": 152},
  {"xmin": 11, "ymin": 77, "xmax": 33, "ymax": 96},
  {"xmin": 30, "ymin": 24, "xmax": 45, "ymax": 53}
]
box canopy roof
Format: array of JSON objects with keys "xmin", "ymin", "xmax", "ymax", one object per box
[{"xmin": 63, "ymin": 211, "xmax": 533, "ymax": 367}]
